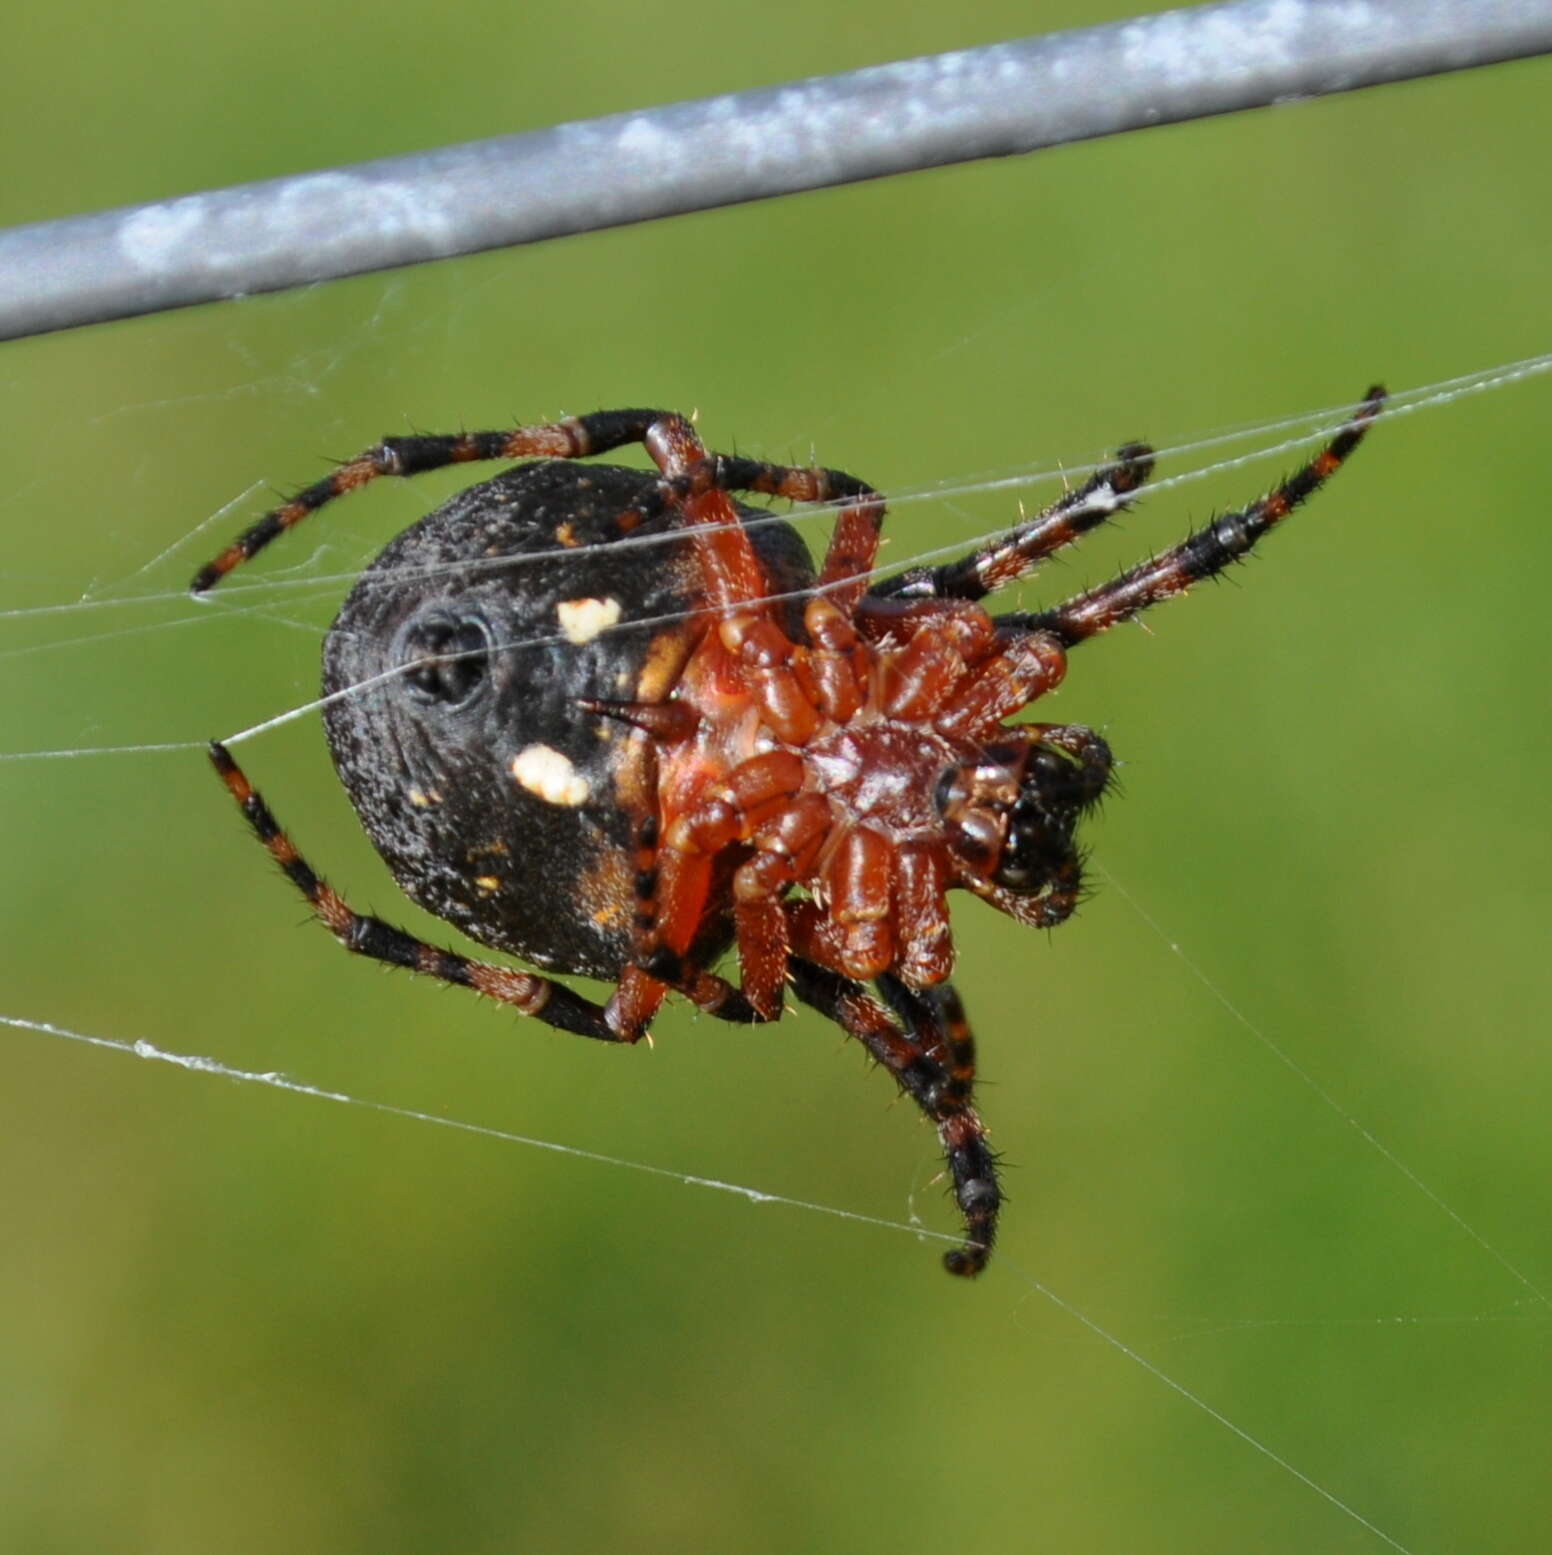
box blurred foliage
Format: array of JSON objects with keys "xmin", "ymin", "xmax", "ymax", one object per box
[{"xmin": 2, "ymin": 3, "xmax": 1549, "ymax": 1553}]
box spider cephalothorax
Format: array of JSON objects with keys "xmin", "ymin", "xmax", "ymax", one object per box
[{"xmin": 194, "ymin": 392, "xmax": 1383, "ymax": 1275}]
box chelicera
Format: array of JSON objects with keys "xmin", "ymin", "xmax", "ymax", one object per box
[{"xmin": 193, "ymin": 394, "xmax": 1383, "ymax": 1275}]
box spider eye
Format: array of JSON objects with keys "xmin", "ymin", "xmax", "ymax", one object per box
[{"xmin": 396, "ymin": 609, "xmax": 493, "ymax": 704}]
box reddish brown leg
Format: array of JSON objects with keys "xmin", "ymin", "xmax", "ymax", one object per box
[
  {"xmin": 932, "ymin": 630, "xmax": 1068, "ymax": 739},
  {"xmin": 1009, "ymin": 387, "xmax": 1386, "ymax": 646},
  {"xmin": 872, "ymin": 440, "xmax": 1156, "ymax": 603},
  {"xmin": 669, "ymin": 453, "xmax": 885, "ymax": 616},
  {"xmin": 857, "ymin": 595, "xmax": 1057, "ymax": 732},
  {"xmin": 853, "ymin": 595, "xmax": 997, "ymax": 653},
  {"xmin": 891, "ymin": 843, "xmax": 954, "ymax": 988},
  {"xmin": 620, "ymin": 751, "xmax": 810, "ymax": 1031},
  {"xmin": 820, "ymin": 825, "xmax": 896, "ymax": 980},
  {"xmin": 644, "ymin": 418, "xmax": 776, "ymax": 610},
  {"xmin": 732, "ymin": 792, "xmax": 833, "ymax": 1019},
  {"xmin": 644, "ymin": 421, "xmax": 826, "ymax": 744},
  {"xmin": 799, "ymin": 597, "xmax": 869, "ymax": 723},
  {"xmin": 604, "ymin": 727, "xmax": 779, "ymax": 1038}
]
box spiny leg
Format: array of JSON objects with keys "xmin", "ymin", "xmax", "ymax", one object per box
[
  {"xmin": 1006, "ymin": 386, "xmax": 1386, "ymax": 647},
  {"xmin": 873, "ymin": 976, "xmax": 996, "ymax": 1276},
  {"xmin": 876, "ymin": 441, "xmax": 1156, "ymax": 603},
  {"xmin": 191, "ymin": 408, "xmax": 687, "ymax": 592},
  {"xmin": 207, "ymin": 742, "xmax": 635, "ymax": 1042},
  {"xmin": 787, "ymin": 948, "xmax": 999, "ymax": 1276}
]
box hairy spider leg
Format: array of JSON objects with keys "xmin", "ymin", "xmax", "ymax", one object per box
[
  {"xmin": 787, "ymin": 948, "xmax": 999, "ymax": 1276},
  {"xmin": 1007, "ymin": 387, "xmax": 1387, "ymax": 646},
  {"xmin": 210, "ymin": 740, "xmax": 773, "ymax": 1034},
  {"xmin": 880, "ymin": 979, "xmax": 997, "ymax": 1276},
  {"xmin": 190, "ymin": 408, "xmax": 701, "ymax": 592},
  {"xmin": 209, "ymin": 740, "xmax": 777, "ymax": 1044},
  {"xmin": 208, "ymin": 742, "xmax": 628, "ymax": 1040},
  {"xmin": 875, "ymin": 441, "xmax": 1157, "ymax": 604}
]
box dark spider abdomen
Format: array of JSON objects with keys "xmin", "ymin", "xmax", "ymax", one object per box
[{"xmin": 322, "ymin": 460, "xmax": 814, "ymax": 978}]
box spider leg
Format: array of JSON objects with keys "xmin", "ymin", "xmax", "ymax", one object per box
[
  {"xmin": 629, "ymin": 430, "xmax": 883, "ymax": 743},
  {"xmin": 873, "ymin": 975, "xmax": 997, "ymax": 1277},
  {"xmin": 873, "ymin": 442, "xmax": 1155, "ymax": 604},
  {"xmin": 212, "ymin": 738, "xmax": 774, "ymax": 1045},
  {"xmin": 191, "ymin": 408, "xmax": 691, "ymax": 592},
  {"xmin": 619, "ymin": 751, "xmax": 816, "ymax": 1032},
  {"xmin": 890, "ymin": 842, "xmax": 954, "ymax": 989},
  {"xmin": 968, "ymin": 855, "xmax": 1086, "ymax": 932},
  {"xmin": 1002, "ymin": 387, "xmax": 1386, "ymax": 647},
  {"xmin": 683, "ymin": 454, "xmax": 884, "ymax": 612},
  {"xmin": 819, "ymin": 824, "xmax": 897, "ymax": 981},
  {"xmin": 206, "ymin": 742, "xmax": 648, "ymax": 1041},
  {"xmin": 732, "ymin": 793, "xmax": 832, "ymax": 1018},
  {"xmin": 652, "ymin": 453, "xmax": 884, "ymax": 606},
  {"xmin": 787, "ymin": 945, "xmax": 999, "ymax": 1276}
]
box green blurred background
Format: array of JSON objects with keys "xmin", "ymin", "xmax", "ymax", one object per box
[{"xmin": 2, "ymin": 4, "xmax": 1549, "ymax": 1551}]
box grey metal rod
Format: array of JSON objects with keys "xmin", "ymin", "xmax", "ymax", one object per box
[{"xmin": 3, "ymin": 0, "xmax": 1549, "ymax": 342}]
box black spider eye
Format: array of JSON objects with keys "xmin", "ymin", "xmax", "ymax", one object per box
[{"xmin": 397, "ymin": 609, "xmax": 492, "ymax": 704}]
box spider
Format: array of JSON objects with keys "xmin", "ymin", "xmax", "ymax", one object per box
[{"xmin": 192, "ymin": 391, "xmax": 1384, "ymax": 1275}]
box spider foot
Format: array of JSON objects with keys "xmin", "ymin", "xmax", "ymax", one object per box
[{"xmin": 940, "ymin": 1119, "xmax": 1000, "ymax": 1277}]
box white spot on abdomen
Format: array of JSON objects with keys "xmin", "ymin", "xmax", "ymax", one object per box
[
  {"xmin": 556, "ymin": 596, "xmax": 622, "ymax": 644},
  {"xmin": 510, "ymin": 744, "xmax": 591, "ymax": 806}
]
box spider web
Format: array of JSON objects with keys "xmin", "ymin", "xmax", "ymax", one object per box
[{"xmin": 5, "ymin": 40, "xmax": 1552, "ymax": 1534}]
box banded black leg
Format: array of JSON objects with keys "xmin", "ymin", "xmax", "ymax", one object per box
[
  {"xmin": 190, "ymin": 408, "xmax": 683, "ymax": 592},
  {"xmin": 208, "ymin": 742, "xmax": 630, "ymax": 1041},
  {"xmin": 875, "ymin": 973, "xmax": 998, "ymax": 1275},
  {"xmin": 212, "ymin": 739, "xmax": 773, "ymax": 1039},
  {"xmin": 1004, "ymin": 386, "xmax": 1386, "ymax": 648},
  {"xmin": 788, "ymin": 956, "xmax": 1000, "ymax": 1276},
  {"xmin": 874, "ymin": 442, "xmax": 1156, "ymax": 604}
]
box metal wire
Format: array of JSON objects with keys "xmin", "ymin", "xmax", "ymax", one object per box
[{"xmin": 2, "ymin": 0, "xmax": 1550, "ymax": 342}]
